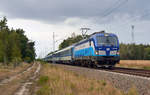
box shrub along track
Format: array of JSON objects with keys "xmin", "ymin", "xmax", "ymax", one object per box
[{"xmin": 0, "ymin": 62, "xmax": 41, "ymax": 95}]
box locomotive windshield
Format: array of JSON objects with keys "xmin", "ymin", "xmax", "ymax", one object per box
[{"xmin": 96, "ymin": 36, "xmax": 118, "ymax": 46}]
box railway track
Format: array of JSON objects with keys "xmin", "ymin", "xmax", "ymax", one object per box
[
  {"xmin": 51, "ymin": 63, "xmax": 150, "ymax": 78},
  {"xmin": 99, "ymin": 67, "xmax": 150, "ymax": 78}
]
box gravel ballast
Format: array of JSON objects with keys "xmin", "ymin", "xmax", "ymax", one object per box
[{"xmin": 54, "ymin": 64, "xmax": 150, "ymax": 95}]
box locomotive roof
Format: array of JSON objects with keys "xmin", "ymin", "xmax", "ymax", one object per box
[
  {"xmin": 54, "ymin": 45, "xmax": 74, "ymax": 54},
  {"xmin": 90, "ymin": 31, "xmax": 117, "ymax": 37}
]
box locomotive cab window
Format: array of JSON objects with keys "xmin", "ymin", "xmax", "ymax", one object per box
[{"xmin": 96, "ymin": 36, "xmax": 118, "ymax": 46}]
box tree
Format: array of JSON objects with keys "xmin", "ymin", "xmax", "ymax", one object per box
[
  {"xmin": 0, "ymin": 40, "xmax": 4, "ymax": 62},
  {"xmin": 25, "ymin": 42, "xmax": 36, "ymax": 62},
  {"xmin": 0, "ymin": 23, "xmax": 10, "ymax": 64},
  {"xmin": 0, "ymin": 17, "xmax": 8, "ymax": 30},
  {"xmin": 9, "ymin": 32, "xmax": 22, "ymax": 66},
  {"xmin": 0, "ymin": 17, "xmax": 36, "ymax": 64},
  {"xmin": 59, "ymin": 35, "xmax": 83, "ymax": 50},
  {"xmin": 144, "ymin": 47, "xmax": 150, "ymax": 60}
]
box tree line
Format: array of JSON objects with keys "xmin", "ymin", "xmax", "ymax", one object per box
[
  {"xmin": 120, "ymin": 43, "xmax": 150, "ymax": 60},
  {"xmin": 0, "ymin": 17, "xmax": 36, "ymax": 65},
  {"xmin": 58, "ymin": 33, "xmax": 150, "ymax": 60}
]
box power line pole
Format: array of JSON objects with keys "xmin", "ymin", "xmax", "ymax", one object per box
[
  {"xmin": 53, "ymin": 32, "xmax": 55, "ymax": 52},
  {"xmin": 131, "ymin": 25, "xmax": 134, "ymax": 44},
  {"xmin": 80, "ymin": 28, "xmax": 91, "ymax": 38}
]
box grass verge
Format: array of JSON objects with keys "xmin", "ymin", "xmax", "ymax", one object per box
[{"xmin": 36, "ymin": 64, "xmax": 139, "ymax": 95}]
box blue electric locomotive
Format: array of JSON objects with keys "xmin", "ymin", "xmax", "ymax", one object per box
[
  {"xmin": 44, "ymin": 31, "xmax": 120, "ymax": 68},
  {"xmin": 73, "ymin": 31, "xmax": 120, "ymax": 67}
]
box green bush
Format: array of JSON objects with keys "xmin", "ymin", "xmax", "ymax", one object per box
[{"xmin": 38, "ymin": 76, "xmax": 49, "ymax": 86}]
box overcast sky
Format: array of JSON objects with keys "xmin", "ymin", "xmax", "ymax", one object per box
[{"xmin": 0, "ymin": 0, "xmax": 150, "ymax": 58}]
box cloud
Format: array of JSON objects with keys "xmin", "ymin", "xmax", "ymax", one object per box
[
  {"xmin": 7, "ymin": 18, "xmax": 82, "ymax": 57},
  {"xmin": 0, "ymin": 0, "xmax": 150, "ymax": 23},
  {"xmin": 1, "ymin": 0, "xmax": 150, "ymax": 58}
]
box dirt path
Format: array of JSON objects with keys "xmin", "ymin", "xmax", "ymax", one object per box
[
  {"xmin": 14, "ymin": 63, "xmax": 41, "ymax": 95},
  {"xmin": 0, "ymin": 63, "xmax": 35, "ymax": 85},
  {"xmin": 0, "ymin": 62, "xmax": 41, "ymax": 95},
  {"xmin": 0, "ymin": 63, "xmax": 32, "ymax": 82}
]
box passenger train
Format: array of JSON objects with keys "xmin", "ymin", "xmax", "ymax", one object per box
[{"xmin": 44, "ymin": 31, "xmax": 120, "ymax": 68}]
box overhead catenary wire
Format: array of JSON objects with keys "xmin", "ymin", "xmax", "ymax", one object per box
[
  {"xmin": 107, "ymin": 10, "xmax": 150, "ymax": 44},
  {"xmin": 89, "ymin": 0, "xmax": 129, "ymax": 34},
  {"xmin": 110, "ymin": 10, "xmax": 150, "ymax": 31},
  {"xmin": 83, "ymin": 0, "xmax": 128, "ymax": 35},
  {"xmin": 99, "ymin": 0, "xmax": 121, "ymax": 17},
  {"xmin": 100, "ymin": 0, "xmax": 128, "ymax": 18}
]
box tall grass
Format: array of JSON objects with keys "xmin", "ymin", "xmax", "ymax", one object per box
[
  {"xmin": 36, "ymin": 64, "xmax": 139, "ymax": 95},
  {"xmin": 117, "ymin": 60, "xmax": 150, "ymax": 69}
]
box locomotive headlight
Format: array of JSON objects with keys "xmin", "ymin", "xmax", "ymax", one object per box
[
  {"xmin": 99, "ymin": 51, "xmax": 106, "ymax": 55},
  {"xmin": 117, "ymin": 51, "xmax": 120, "ymax": 55},
  {"xmin": 110, "ymin": 51, "xmax": 117, "ymax": 55},
  {"xmin": 95, "ymin": 50, "xmax": 106, "ymax": 55},
  {"xmin": 95, "ymin": 51, "xmax": 98, "ymax": 55}
]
